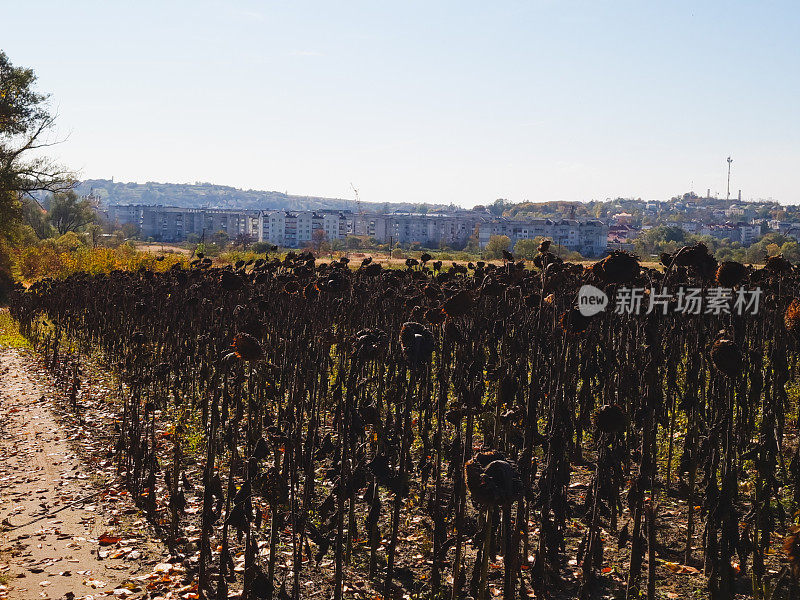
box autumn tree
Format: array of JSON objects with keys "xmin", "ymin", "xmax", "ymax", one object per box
[
  {"xmin": 86, "ymin": 223, "xmax": 103, "ymax": 248},
  {"xmin": 311, "ymin": 228, "xmax": 329, "ymax": 253},
  {"xmin": 22, "ymin": 196, "xmax": 52, "ymax": 238},
  {"xmin": 1, "ymin": 50, "xmax": 73, "ymax": 300}
]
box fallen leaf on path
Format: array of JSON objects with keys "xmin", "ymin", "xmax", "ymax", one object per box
[
  {"xmin": 98, "ymin": 533, "xmax": 121, "ymax": 546},
  {"xmin": 664, "ymin": 562, "xmax": 701, "ymax": 575}
]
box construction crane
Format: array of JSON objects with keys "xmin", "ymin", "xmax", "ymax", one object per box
[
  {"xmin": 350, "ymin": 182, "xmax": 362, "ymax": 215},
  {"xmin": 350, "ymin": 182, "xmax": 363, "ymax": 236}
]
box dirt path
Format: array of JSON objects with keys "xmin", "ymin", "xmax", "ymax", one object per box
[
  {"xmin": 0, "ymin": 348, "xmax": 166, "ymax": 600},
  {"xmin": 134, "ymin": 242, "xmax": 192, "ymax": 256}
]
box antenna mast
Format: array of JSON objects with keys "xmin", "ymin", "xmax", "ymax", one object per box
[{"xmin": 726, "ymin": 156, "xmax": 733, "ymax": 201}]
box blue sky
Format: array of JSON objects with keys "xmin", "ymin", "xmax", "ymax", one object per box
[{"xmin": 4, "ymin": 1, "xmax": 798, "ymax": 205}]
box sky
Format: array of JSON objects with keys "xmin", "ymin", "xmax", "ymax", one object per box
[{"xmin": 4, "ymin": 1, "xmax": 799, "ymax": 206}]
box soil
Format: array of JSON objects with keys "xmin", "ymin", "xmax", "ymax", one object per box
[
  {"xmin": 134, "ymin": 243, "xmax": 192, "ymax": 256},
  {"xmin": 0, "ymin": 347, "xmax": 168, "ymax": 600}
]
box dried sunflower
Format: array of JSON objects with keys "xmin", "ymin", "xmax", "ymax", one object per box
[
  {"xmin": 465, "ymin": 450, "xmax": 523, "ymax": 507},
  {"xmin": 442, "ymin": 290, "xmax": 474, "ymax": 318},
  {"xmin": 594, "ymin": 404, "xmax": 627, "ymax": 434},
  {"xmin": 231, "ymin": 332, "xmax": 264, "ymax": 362},
  {"xmin": 560, "ymin": 307, "xmax": 592, "ymax": 334},
  {"xmin": 786, "ymin": 300, "xmax": 800, "ymax": 340},
  {"xmin": 399, "ymin": 321, "xmax": 434, "ymax": 366},
  {"xmin": 766, "ymin": 254, "xmax": 792, "ymax": 273},
  {"xmin": 710, "ymin": 338, "xmax": 741, "ymax": 378},
  {"xmin": 592, "ymin": 250, "xmax": 640, "ymax": 284},
  {"xmin": 784, "ymin": 526, "xmax": 800, "ymax": 580},
  {"xmin": 715, "ymin": 261, "xmax": 747, "ymax": 287}
]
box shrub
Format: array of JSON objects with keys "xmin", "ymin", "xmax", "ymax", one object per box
[
  {"xmin": 11, "ymin": 243, "xmax": 188, "ymax": 281},
  {"xmin": 251, "ymin": 242, "xmax": 271, "ymax": 254}
]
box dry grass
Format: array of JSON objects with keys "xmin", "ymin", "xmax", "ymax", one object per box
[
  {"xmin": 0, "ymin": 309, "xmax": 28, "ymax": 349},
  {"xmin": 134, "ymin": 242, "xmax": 193, "ymax": 256}
]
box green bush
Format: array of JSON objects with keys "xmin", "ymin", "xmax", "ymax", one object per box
[{"xmin": 251, "ymin": 241, "xmax": 274, "ymax": 254}]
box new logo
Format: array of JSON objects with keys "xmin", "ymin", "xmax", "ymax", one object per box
[{"xmin": 577, "ymin": 284, "xmax": 609, "ymax": 317}]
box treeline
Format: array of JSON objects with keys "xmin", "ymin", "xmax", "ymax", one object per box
[
  {"xmin": 71, "ymin": 179, "xmax": 454, "ymax": 214},
  {"xmin": 633, "ymin": 225, "xmax": 800, "ymax": 264}
]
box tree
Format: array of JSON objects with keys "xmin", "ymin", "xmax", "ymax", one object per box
[
  {"xmin": 489, "ymin": 199, "xmax": 507, "ymax": 216},
  {"xmin": 484, "ymin": 235, "xmax": 511, "ymax": 259},
  {"xmin": 55, "ymin": 231, "xmax": 85, "ymax": 251},
  {"xmin": 22, "ymin": 196, "xmax": 52, "ymax": 238},
  {"xmin": 1, "ymin": 51, "xmax": 73, "ymax": 299},
  {"xmin": 464, "ymin": 225, "xmax": 481, "ymax": 253},
  {"xmin": 636, "ymin": 225, "xmax": 687, "ymax": 255},
  {"xmin": 311, "ymin": 229, "xmax": 328, "ymax": 253},
  {"xmin": 513, "ymin": 238, "xmax": 541, "ymax": 260},
  {"xmin": 108, "ymin": 229, "xmax": 126, "ymax": 248},
  {"xmin": 85, "ymin": 223, "xmax": 103, "ymax": 248},
  {"xmin": 211, "ymin": 230, "xmax": 229, "ymax": 248},
  {"xmin": 232, "ymin": 232, "xmax": 254, "ymax": 249},
  {"xmin": 48, "ymin": 191, "xmax": 96, "ymax": 235},
  {"xmin": 250, "ymin": 241, "xmax": 271, "ymax": 253},
  {"xmin": 345, "ymin": 235, "xmax": 362, "ymax": 250},
  {"xmin": 781, "ymin": 241, "xmax": 800, "ymax": 263},
  {"xmin": 122, "ymin": 223, "xmax": 140, "ymax": 240}
]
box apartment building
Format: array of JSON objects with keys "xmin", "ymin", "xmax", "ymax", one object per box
[
  {"xmin": 107, "ymin": 204, "xmax": 143, "ymax": 226},
  {"xmin": 259, "ymin": 210, "xmax": 350, "ymax": 246},
  {"xmin": 375, "ymin": 213, "xmax": 488, "ymax": 246},
  {"xmin": 262, "ymin": 210, "xmax": 489, "ymax": 248},
  {"xmin": 478, "ymin": 218, "xmax": 608, "ymax": 257},
  {"xmin": 108, "ymin": 205, "xmax": 260, "ymax": 242},
  {"xmin": 701, "ymin": 222, "xmax": 762, "ymax": 246},
  {"xmin": 107, "ymin": 204, "xmax": 608, "ymax": 255},
  {"xmin": 738, "ymin": 222, "xmax": 762, "ymax": 246},
  {"xmin": 769, "ymin": 220, "xmax": 800, "ymax": 234}
]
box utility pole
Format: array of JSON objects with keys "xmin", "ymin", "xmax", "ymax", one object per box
[{"xmin": 726, "ymin": 156, "xmax": 733, "ymax": 201}]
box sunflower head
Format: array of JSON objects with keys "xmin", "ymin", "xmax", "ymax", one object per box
[{"xmin": 231, "ymin": 333, "xmax": 264, "ymax": 362}]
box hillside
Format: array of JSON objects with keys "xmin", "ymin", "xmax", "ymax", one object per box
[{"xmin": 74, "ymin": 179, "xmax": 454, "ymax": 213}]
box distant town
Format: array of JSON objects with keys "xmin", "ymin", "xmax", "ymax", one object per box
[
  {"xmin": 105, "ymin": 203, "xmax": 610, "ymax": 256},
  {"xmin": 74, "ymin": 179, "xmax": 800, "ymax": 261}
]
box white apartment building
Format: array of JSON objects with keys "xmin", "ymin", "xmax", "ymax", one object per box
[
  {"xmin": 258, "ymin": 210, "xmax": 350, "ymax": 247},
  {"xmin": 478, "ymin": 218, "xmax": 608, "ymax": 257},
  {"xmin": 108, "ymin": 204, "xmax": 609, "ymax": 254}
]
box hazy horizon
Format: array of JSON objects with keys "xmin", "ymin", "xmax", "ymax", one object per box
[
  {"xmin": 5, "ymin": 1, "xmax": 798, "ymax": 205},
  {"xmin": 78, "ymin": 176, "xmax": 788, "ymax": 209}
]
